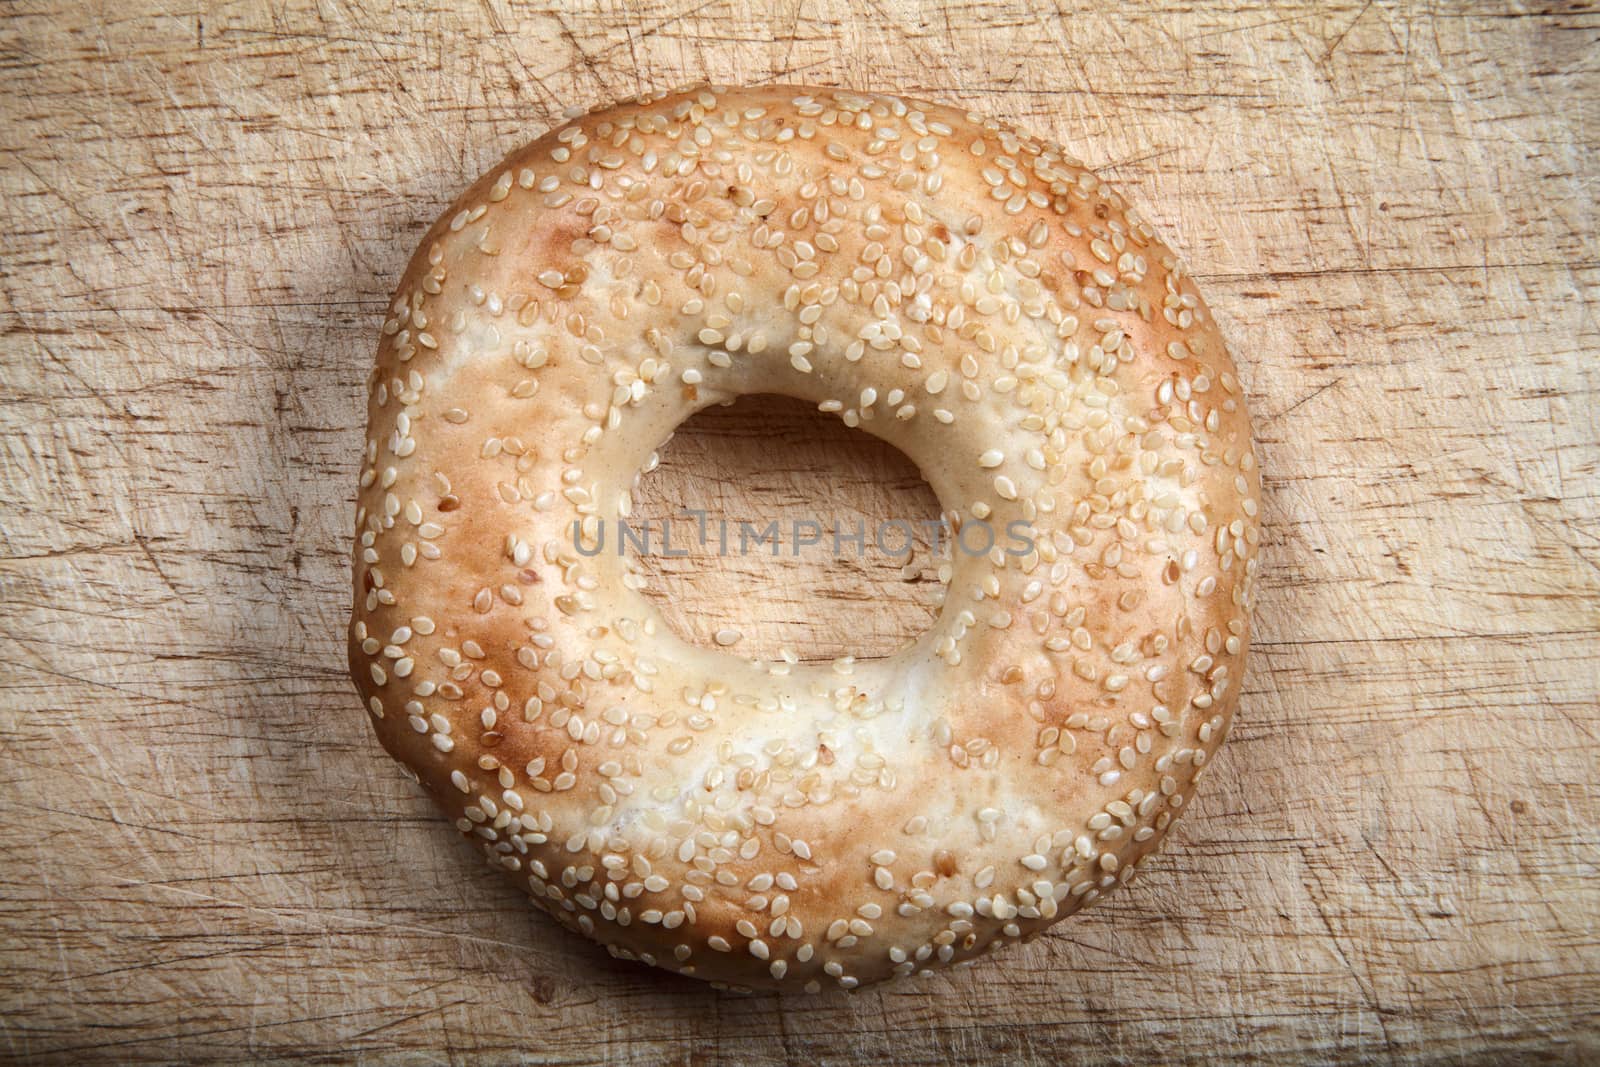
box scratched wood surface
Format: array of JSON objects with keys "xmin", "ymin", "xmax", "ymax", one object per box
[{"xmin": 1, "ymin": 1, "xmax": 1597, "ymax": 1063}]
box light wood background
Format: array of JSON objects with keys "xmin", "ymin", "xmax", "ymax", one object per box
[{"xmin": 2, "ymin": 1, "xmax": 1597, "ymax": 1063}]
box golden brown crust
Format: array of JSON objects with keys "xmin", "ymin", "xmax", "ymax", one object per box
[{"xmin": 347, "ymin": 85, "xmax": 1260, "ymax": 992}]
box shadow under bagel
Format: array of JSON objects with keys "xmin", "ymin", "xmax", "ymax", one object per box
[{"xmin": 338, "ymin": 83, "xmax": 1271, "ymax": 998}]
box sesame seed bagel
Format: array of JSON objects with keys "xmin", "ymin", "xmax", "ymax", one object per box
[{"xmin": 348, "ymin": 84, "xmax": 1260, "ymax": 993}]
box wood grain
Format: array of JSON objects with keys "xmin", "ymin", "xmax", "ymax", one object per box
[{"xmin": 1, "ymin": 0, "xmax": 1597, "ymax": 1063}]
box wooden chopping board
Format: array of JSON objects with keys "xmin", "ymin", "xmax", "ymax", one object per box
[{"xmin": 1, "ymin": 1, "xmax": 1596, "ymax": 1063}]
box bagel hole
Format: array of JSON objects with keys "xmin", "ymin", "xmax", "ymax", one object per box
[{"xmin": 629, "ymin": 394, "xmax": 947, "ymax": 662}]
